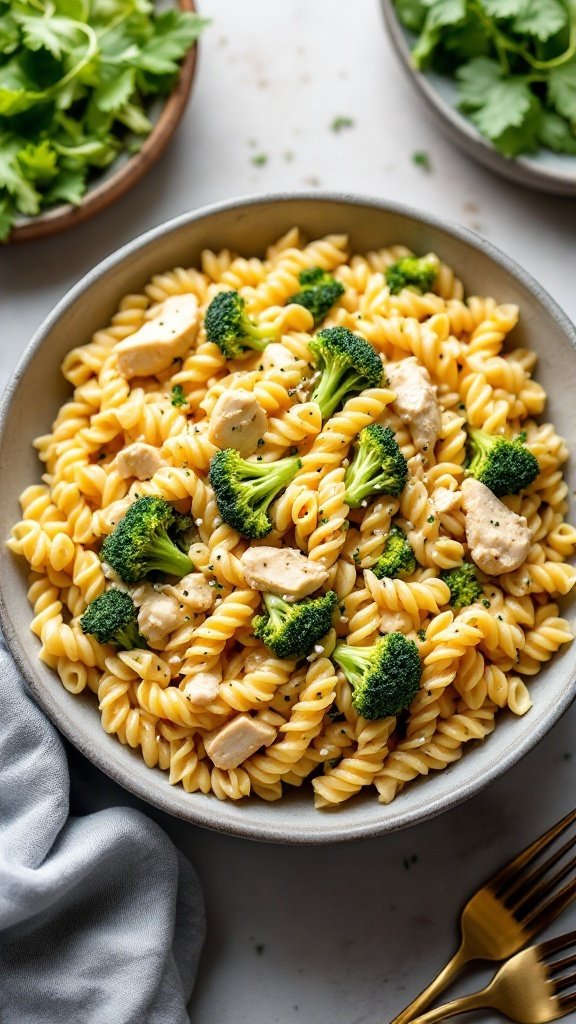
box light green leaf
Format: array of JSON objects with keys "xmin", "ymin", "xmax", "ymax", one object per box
[
  {"xmin": 45, "ymin": 166, "xmax": 86, "ymax": 206},
  {"xmin": 481, "ymin": 0, "xmax": 524, "ymax": 15},
  {"xmin": 491, "ymin": 95, "xmax": 542, "ymax": 156},
  {"xmin": 54, "ymin": 0, "xmax": 88, "ymax": 18},
  {"xmin": 412, "ymin": 0, "xmax": 466, "ymax": 67},
  {"xmin": 54, "ymin": 137, "xmax": 118, "ymax": 168},
  {"xmin": 549, "ymin": 57, "xmax": 576, "ymax": 123},
  {"xmin": 0, "ymin": 86, "xmax": 44, "ymax": 116},
  {"xmin": 0, "ymin": 11, "xmax": 19, "ymax": 54},
  {"xmin": 538, "ymin": 110, "xmax": 576, "ymax": 153},
  {"xmin": 16, "ymin": 13, "xmax": 80, "ymax": 59},
  {"xmin": 394, "ymin": 0, "xmax": 427, "ymax": 32},
  {"xmin": 471, "ymin": 78, "xmax": 534, "ymax": 139},
  {"xmin": 512, "ymin": 0, "xmax": 567, "ymax": 40},
  {"xmin": 116, "ymin": 100, "xmax": 152, "ymax": 134},
  {"xmin": 456, "ymin": 57, "xmax": 502, "ymax": 110},
  {"xmin": 93, "ymin": 65, "xmax": 134, "ymax": 112},
  {"xmin": 0, "ymin": 136, "xmax": 41, "ymax": 215},
  {"xmin": 17, "ymin": 140, "xmax": 59, "ymax": 182},
  {"xmin": 136, "ymin": 11, "xmax": 208, "ymax": 75}
]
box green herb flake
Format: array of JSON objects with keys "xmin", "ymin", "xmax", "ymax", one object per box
[
  {"xmin": 411, "ymin": 150, "xmax": 431, "ymax": 171},
  {"xmin": 330, "ymin": 116, "xmax": 355, "ymax": 132}
]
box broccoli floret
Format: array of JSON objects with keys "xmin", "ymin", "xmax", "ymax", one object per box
[
  {"xmin": 253, "ymin": 590, "xmax": 337, "ymax": 659},
  {"xmin": 371, "ymin": 525, "xmax": 416, "ymax": 580},
  {"xmin": 309, "ymin": 327, "xmax": 383, "ymax": 420},
  {"xmin": 441, "ymin": 562, "xmax": 483, "ymax": 610},
  {"xmin": 209, "ymin": 448, "xmax": 301, "ymax": 539},
  {"xmin": 386, "ymin": 255, "xmax": 438, "ymax": 296},
  {"xmin": 467, "ymin": 429, "xmax": 539, "ymax": 497},
  {"xmin": 80, "ymin": 589, "xmax": 144, "ymax": 649},
  {"xmin": 344, "ymin": 424, "xmax": 408, "ymax": 508},
  {"xmin": 204, "ymin": 290, "xmax": 274, "ymax": 359},
  {"xmin": 100, "ymin": 496, "xmax": 194, "ymax": 584},
  {"xmin": 288, "ymin": 267, "xmax": 345, "ymax": 326},
  {"xmin": 333, "ymin": 632, "xmax": 421, "ymax": 719}
]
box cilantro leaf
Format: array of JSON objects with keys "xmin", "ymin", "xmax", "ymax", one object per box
[
  {"xmin": 456, "ymin": 57, "xmax": 502, "ymax": 110},
  {"xmin": 15, "ymin": 13, "xmax": 85, "ymax": 61},
  {"xmin": 44, "ymin": 166, "xmax": 86, "ymax": 205},
  {"xmin": 93, "ymin": 65, "xmax": 135, "ymax": 113},
  {"xmin": 135, "ymin": 11, "xmax": 209, "ymax": 75},
  {"xmin": 394, "ymin": 0, "xmax": 427, "ymax": 32},
  {"xmin": 538, "ymin": 110, "xmax": 576, "ymax": 153},
  {"xmin": 0, "ymin": 11, "xmax": 19, "ymax": 54},
  {"xmin": 490, "ymin": 95, "xmax": 542, "ymax": 157},
  {"xmin": 471, "ymin": 79, "xmax": 534, "ymax": 140},
  {"xmin": 0, "ymin": 135, "xmax": 41, "ymax": 214},
  {"xmin": 548, "ymin": 57, "xmax": 576, "ymax": 124},
  {"xmin": 481, "ymin": 0, "xmax": 524, "ymax": 15},
  {"xmin": 512, "ymin": 0, "xmax": 567, "ymax": 42},
  {"xmin": 412, "ymin": 0, "xmax": 466, "ymax": 67},
  {"xmin": 17, "ymin": 140, "xmax": 58, "ymax": 182}
]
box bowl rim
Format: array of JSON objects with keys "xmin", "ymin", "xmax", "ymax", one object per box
[
  {"xmin": 8, "ymin": 0, "xmax": 200, "ymax": 244},
  {"xmin": 379, "ymin": 0, "xmax": 576, "ymax": 196},
  {"xmin": 2, "ymin": 189, "xmax": 575, "ymax": 844}
]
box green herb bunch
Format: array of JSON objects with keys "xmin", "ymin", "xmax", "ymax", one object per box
[
  {"xmin": 394, "ymin": 0, "xmax": 576, "ymax": 158},
  {"xmin": 0, "ymin": 0, "xmax": 208, "ymax": 240}
]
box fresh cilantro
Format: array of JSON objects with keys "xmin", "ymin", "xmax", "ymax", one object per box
[
  {"xmin": 395, "ymin": 0, "xmax": 576, "ymax": 159},
  {"xmin": 0, "ymin": 0, "xmax": 208, "ymax": 240},
  {"xmin": 412, "ymin": 149, "xmax": 431, "ymax": 170},
  {"xmin": 330, "ymin": 116, "xmax": 355, "ymax": 132},
  {"xmin": 251, "ymin": 153, "xmax": 268, "ymax": 166},
  {"xmin": 171, "ymin": 384, "xmax": 187, "ymax": 408}
]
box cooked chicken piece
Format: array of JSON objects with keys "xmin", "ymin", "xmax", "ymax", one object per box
[
  {"xmin": 431, "ymin": 487, "xmax": 461, "ymax": 514},
  {"xmin": 208, "ymin": 389, "xmax": 268, "ymax": 456},
  {"xmin": 133, "ymin": 585, "xmax": 182, "ymax": 643},
  {"xmin": 181, "ymin": 669, "xmax": 221, "ymax": 706},
  {"xmin": 116, "ymin": 442, "xmax": 166, "ymax": 481},
  {"xmin": 386, "ymin": 357, "xmax": 441, "ymax": 453},
  {"xmin": 260, "ymin": 343, "xmax": 299, "ymax": 372},
  {"xmin": 163, "ymin": 573, "xmax": 214, "ymax": 612},
  {"xmin": 379, "ymin": 609, "xmax": 414, "ymax": 634},
  {"xmin": 462, "ymin": 478, "xmax": 531, "ymax": 576},
  {"xmin": 115, "ymin": 294, "xmax": 199, "ymax": 378},
  {"xmin": 204, "ymin": 714, "xmax": 276, "ymax": 770},
  {"xmin": 240, "ymin": 546, "xmax": 329, "ymax": 601},
  {"xmin": 243, "ymin": 650, "xmax": 269, "ymax": 673}
]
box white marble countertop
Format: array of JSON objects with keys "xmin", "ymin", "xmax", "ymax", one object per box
[{"xmin": 2, "ymin": 1, "xmax": 576, "ymax": 1022}]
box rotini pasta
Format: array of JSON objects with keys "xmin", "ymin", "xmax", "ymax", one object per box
[{"xmin": 8, "ymin": 232, "xmax": 574, "ymax": 809}]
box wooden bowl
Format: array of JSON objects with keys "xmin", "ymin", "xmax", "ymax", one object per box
[{"xmin": 10, "ymin": 0, "xmax": 199, "ymax": 243}]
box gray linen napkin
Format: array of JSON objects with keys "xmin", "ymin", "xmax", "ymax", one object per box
[{"xmin": 0, "ymin": 636, "xmax": 205, "ymax": 1024}]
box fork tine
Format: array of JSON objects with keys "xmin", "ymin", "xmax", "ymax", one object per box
[
  {"xmin": 524, "ymin": 877, "xmax": 576, "ymax": 935},
  {"xmin": 539, "ymin": 929, "xmax": 576, "ymax": 958},
  {"xmin": 491, "ymin": 808, "xmax": 576, "ymax": 898},
  {"xmin": 546, "ymin": 952, "xmax": 576, "ymax": 977},
  {"xmin": 559, "ymin": 993, "xmax": 576, "ymax": 1013},
  {"xmin": 504, "ymin": 833, "xmax": 576, "ymax": 910},
  {"xmin": 512, "ymin": 854, "xmax": 576, "ymax": 921}
]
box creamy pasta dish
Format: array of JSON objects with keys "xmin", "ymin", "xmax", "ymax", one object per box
[{"xmin": 8, "ymin": 229, "xmax": 576, "ymax": 807}]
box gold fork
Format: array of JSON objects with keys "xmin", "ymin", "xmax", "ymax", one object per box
[
  {"xmin": 405, "ymin": 931, "xmax": 576, "ymax": 1024},
  {"xmin": 391, "ymin": 808, "xmax": 576, "ymax": 1024}
]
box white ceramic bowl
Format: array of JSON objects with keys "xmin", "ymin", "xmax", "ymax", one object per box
[
  {"xmin": 380, "ymin": 0, "xmax": 576, "ymax": 196},
  {"xmin": 1, "ymin": 193, "xmax": 575, "ymax": 844}
]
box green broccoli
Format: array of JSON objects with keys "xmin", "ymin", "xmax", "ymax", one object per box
[
  {"xmin": 332, "ymin": 632, "xmax": 421, "ymax": 719},
  {"xmin": 209, "ymin": 448, "xmax": 301, "ymax": 539},
  {"xmin": 171, "ymin": 384, "xmax": 187, "ymax": 408},
  {"xmin": 371, "ymin": 525, "xmax": 416, "ymax": 580},
  {"xmin": 100, "ymin": 496, "xmax": 194, "ymax": 584},
  {"xmin": 204, "ymin": 290, "xmax": 275, "ymax": 359},
  {"xmin": 467, "ymin": 429, "xmax": 539, "ymax": 497},
  {"xmin": 80, "ymin": 589, "xmax": 144, "ymax": 650},
  {"xmin": 441, "ymin": 562, "xmax": 483, "ymax": 610},
  {"xmin": 344, "ymin": 424, "xmax": 408, "ymax": 508},
  {"xmin": 288, "ymin": 267, "xmax": 345, "ymax": 326},
  {"xmin": 309, "ymin": 327, "xmax": 383, "ymax": 420},
  {"xmin": 253, "ymin": 590, "xmax": 337, "ymax": 659},
  {"xmin": 386, "ymin": 255, "xmax": 438, "ymax": 296}
]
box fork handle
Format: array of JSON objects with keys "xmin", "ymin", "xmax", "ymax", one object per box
[
  {"xmin": 389, "ymin": 945, "xmax": 471, "ymax": 1024},
  {"xmin": 403, "ymin": 990, "xmax": 488, "ymax": 1024}
]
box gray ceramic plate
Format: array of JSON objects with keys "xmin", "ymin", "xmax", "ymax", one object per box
[
  {"xmin": 1, "ymin": 193, "xmax": 575, "ymax": 844},
  {"xmin": 380, "ymin": 0, "xmax": 576, "ymax": 196}
]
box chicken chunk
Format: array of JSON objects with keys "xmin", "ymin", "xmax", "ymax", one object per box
[
  {"xmin": 462, "ymin": 478, "xmax": 531, "ymax": 576},
  {"xmin": 116, "ymin": 442, "xmax": 166, "ymax": 481},
  {"xmin": 115, "ymin": 294, "xmax": 199, "ymax": 379},
  {"xmin": 208, "ymin": 389, "xmax": 268, "ymax": 457},
  {"xmin": 204, "ymin": 714, "xmax": 276, "ymax": 770},
  {"xmin": 134, "ymin": 586, "xmax": 182, "ymax": 643},
  {"xmin": 260, "ymin": 343, "xmax": 299, "ymax": 373},
  {"xmin": 386, "ymin": 357, "xmax": 441, "ymax": 453},
  {"xmin": 379, "ymin": 609, "xmax": 414, "ymax": 634},
  {"xmin": 431, "ymin": 487, "xmax": 461, "ymax": 514},
  {"xmin": 163, "ymin": 573, "xmax": 214, "ymax": 612},
  {"xmin": 182, "ymin": 669, "xmax": 221, "ymax": 706},
  {"xmin": 240, "ymin": 546, "xmax": 329, "ymax": 601}
]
